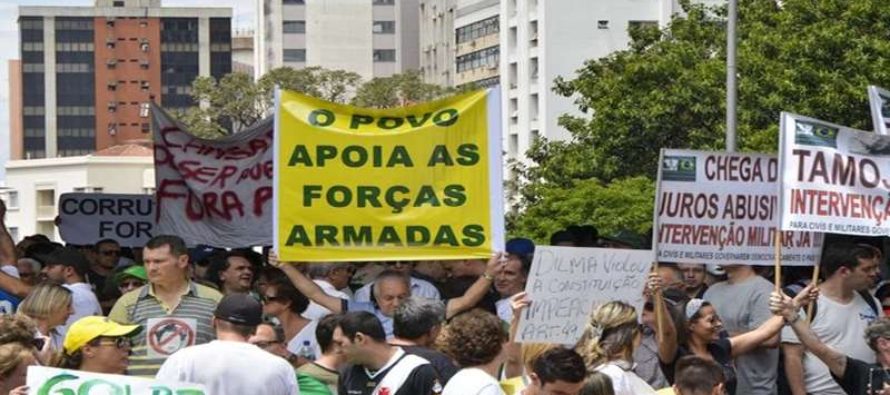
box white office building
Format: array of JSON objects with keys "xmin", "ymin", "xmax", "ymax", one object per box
[
  {"xmin": 257, "ymin": 0, "xmax": 420, "ymax": 81},
  {"xmin": 502, "ymin": 0, "xmax": 723, "ymax": 166},
  {"xmin": 0, "ymin": 145, "xmax": 154, "ymax": 242}
]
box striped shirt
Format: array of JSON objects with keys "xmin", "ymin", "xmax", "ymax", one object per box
[{"xmin": 108, "ymin": 281, "xmax": 222, "ymax": 377}]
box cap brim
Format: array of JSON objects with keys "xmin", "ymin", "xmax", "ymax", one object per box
[{"xmin": 101, "ymin": 323, "xmax": 142, "ymax": 338}]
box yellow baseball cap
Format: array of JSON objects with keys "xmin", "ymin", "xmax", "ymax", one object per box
[{"xmin": 63, "ymin": 316, "xmax": 141, "ymax": 355}]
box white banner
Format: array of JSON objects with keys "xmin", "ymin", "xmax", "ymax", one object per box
[
  {"xmin": 58, "ymin": 193, "xmax": 155, "ymax": 247},
  {"xmin": 779, "ymin": 112, "xmax": 890, "ymax": 236},
  {"xmin": 655, "ymin": 149, "xmax": 822, "ymax": 266},
  {"xmin": 515, "ymin": 246, "xmax": 653, "ymax": 344},
  {"xmin": 868, "ymin": 85, "xmax": 890, "ymax": 135},
  {"xmin": 27, "ymin": 366, "xmax": 206, "ymax": 394},
  {"xmin": 152, "ymin": 104, "xmax": 274, "ymax": 248}
]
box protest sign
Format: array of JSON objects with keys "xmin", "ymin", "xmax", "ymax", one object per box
[
  {"xmin": 152, "ymin": 104, "xmax": 273, "ymax": 248},
  {"xmin": 58, "ymin": 193, "xmax": 154, "ymax": 247},
  {"xmin": 779, "ymin": 112, "xmax": 890, "ymax": 236},
  {"xmin": 274, "ymin": 89, "xmax": 504, "ymax": 262},
  {"xmin": 27, "ymin": 366, "xmax": 206, "ymax": 395},
  {"xmin": 868, "ymin": 85, "xmax": 890, "ymax": 135},
  {"xmin": 655, "ymin": 149, "xmax": 822, "ymax": 266},
  {"xmin": 515, "ymin": 246, "xmax": 653, "ymax": 344}
]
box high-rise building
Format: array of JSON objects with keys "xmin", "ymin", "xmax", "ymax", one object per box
[
  {"xmin": 15, "ymin": 0, "xmax": 231, "ymax": 159},
  {"xmin": 257, "ymin": 0, "xmax": 420, "ymax": 81},
  {"xmin": 454, "ymin": 0, "xmax": 499, "ymax": 88},
  {"xmin": 418, "ymin": 0, "xmax": 454, "ymax": 87},
  {"xmin": 501, "ymin": 0, "xmax": 723, "ymax": 166}
]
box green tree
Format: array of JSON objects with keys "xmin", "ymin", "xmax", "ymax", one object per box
[
  {"xmin": 180, "ymin": 67, "xmax": 362, "ymax": 137},
  {"xmin": 351, "ymin": 70, "xmax": 458, "ymax": 108},
  {"xmin": 512, "ymin": 0, "xmax": 890, "ymax": 239}
]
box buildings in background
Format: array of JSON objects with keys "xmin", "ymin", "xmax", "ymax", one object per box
[
  {"xmin": 0, "ymin": 144, "xmax": 154, "ymax": 243},
  {"xmin": 500, "ymin": 0, "xmax": 723, "ymax": 167},
  {"xmin": 11, "ymin": 0, "xmax": 231, "ymax": 160},
  {"xmin": 257, "ymin": 0, "xmax": 420, "ymax": 82},
  {"xmin": 418, "ymin": 0, "xmax": 454, "ymax": 87},
  {"xmin": 454, "ymin": 0, "xmax": 498, "ymax": 88},
  {"xmin": 232, "ymin": 28, "xmax": 255, "ymax": 75}
]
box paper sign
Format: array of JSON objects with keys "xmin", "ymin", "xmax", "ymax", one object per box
[
  {"xmin": 516, "ymin": 246, "xmax": 653, "ymax": 344},
  {"xmin": 58, "ymin": 193, "xmax": 155, "ymax": 247},
  {"xmin": 27, "ymin": 366, "xmax": 206, "ymax": 394},
  {"xmin": 779, "ymin": 112, "xmax": 890, "ymax": 236},
  {"xmin": 146, "ymin": 317, "xmax": 197, "ymax": 358},
  {"xmin": 655, "ymin": 149, "xmax": 822, "ymax": 266}
]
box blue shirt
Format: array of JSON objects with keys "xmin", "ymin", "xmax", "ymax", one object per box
[
  {"xmin": 341, "ymin": 300, "xmax": 394, "ymax": 338},
  {"xmin": 0, "ymin": 289, "xmax": 20, "ymax": 315}
]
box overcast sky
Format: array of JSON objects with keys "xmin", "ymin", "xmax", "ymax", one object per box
[{"xmin": 0, "ymin": 0, "xmax": 255, "ymax": 181}]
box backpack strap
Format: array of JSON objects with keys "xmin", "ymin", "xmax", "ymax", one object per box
[{"xmin": 858, "ymin": 289, "xmax": 880, "ymax": 317}]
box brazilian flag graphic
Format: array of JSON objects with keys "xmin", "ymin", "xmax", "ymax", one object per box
[
  {"xmin": 662, "ymin": 156, "xmax": 696, "ymax": 182},
  {"xmin": 795, "ymin": 121, "xmax": 838, "ymax": 148}
]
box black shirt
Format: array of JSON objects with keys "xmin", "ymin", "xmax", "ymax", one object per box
[
  {"xmin": 439, "ymin": 275, "xmax": 498, "ymax": 315},
  {"xmin": 402, "ymin": 346, "xmax": 459, "ymax": 384},
  {"xmin": 661, "ymin": 338, "xmax": 736, "ymax": 395},
  {"xmin": 833, "ymin": 356, "xmax": 882, "ymax": 395},
  {"xmin": 339, "ymin": 350, "xmax": 443, "ymax": 395}
]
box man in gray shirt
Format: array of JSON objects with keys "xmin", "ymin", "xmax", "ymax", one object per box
[{"xmin": 703, "ymin": 264, "xmax": 777, "ymax": 395}]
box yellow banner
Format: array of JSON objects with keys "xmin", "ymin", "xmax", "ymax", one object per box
[{"xmin": 274, "ymin": 89, "xmax": 504, "ymax": 262}]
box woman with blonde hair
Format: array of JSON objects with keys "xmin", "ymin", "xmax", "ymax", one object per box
[
  {"xmin": 17, "ymin": 283, "xmax": 73, "ymax": 352},
  {"xmin": 0, "ymin": 343, "xmax": 37, "ymax": 395},
  {"xmin": 575, "ymin": 301, "xmax": 655, "ymax": 395}
]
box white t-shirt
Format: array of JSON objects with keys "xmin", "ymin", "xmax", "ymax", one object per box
[
  {"xmin": 781, "ymin": 292, "xmax": 883, "ymax": 395},
  {"xmin": 303, "ymin": 280, "xmax": 351, "ymax": 320},
  {"xmin": 156, "ymin": 340, "xmax": 300, "ymax": 395},
  {"xmin": 58, "ymin": 282, "xmax": 103, "ymax": 339},
  {"xmin": 443, "ymin": 368, "xmax": 504, "ymax": 395},
  {"xmin": 595, "ymin": 362, "xmax": 657, "ymax": 395},
  {"xmin": 286, "ymin": 319, "xmax": 322, "ymax": 359},
  {"xmin": 354, "ymin": 277, "xmax": 441, "ymax": 302}
]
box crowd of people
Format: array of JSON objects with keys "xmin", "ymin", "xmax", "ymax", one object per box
[{"xmin": 0, "ymin": 198, "xmax": 888, "ymax": 395}]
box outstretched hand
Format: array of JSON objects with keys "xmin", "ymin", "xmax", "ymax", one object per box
[{"xmin": 510, "ymin": 291, "xmax": 530, "ymax": 316}]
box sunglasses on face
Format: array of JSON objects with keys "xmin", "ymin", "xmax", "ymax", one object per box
[
  {"xmin": 120, "ymin": 280, "xmax": 144, "ymax": 288},
  {"xmin": 95, "ymin": 336, "xmax": 132, "ymax": 349},
  {"xmin": 252, "ymin": 340, "xmax": 281, "ymax": 348},
  {"xmin": 260, "ymin": 294, "xmax": 285, "ymax": 303},
  {"xmin": 100, "ymin": 250, "xmax": 121, "ymax": 257}
]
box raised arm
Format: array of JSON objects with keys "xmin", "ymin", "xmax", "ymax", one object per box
[
  {"xmin": 444, "ymin": 252, "xmax": 503, "ymax": 319},
  {"xmin": 270, "ymin": 252, "xmax": 343, "ymax": 314},
  {"xmin": 769, "ymin": 286, "xmax": 847, "ymax": 377},
  {"xmin": 503, "ymin": 291, "xmax": 529, "ymax": 379},
  {"xmin": 728, "ymin": 315, "xmax": 785, "ymax": 357},
  {"xmin": 648, "ymin": 272, "xmax": 678, "ymax": 363}
]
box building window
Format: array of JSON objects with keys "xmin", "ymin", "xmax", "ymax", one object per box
[
  {"xmin": 373, "ymin": 0, "xmax": 395, "ymax": 5},
  {"xmin": 597, "ymin": 20, "xmax": 609, "ymax": 29},
  {"xmin": 373, "ymin": 21, "xmax": 396, "ymax": 34},
  {"xmin": 283, "ymin": 49, "xmax": 306, "ymax": 62},
  {"xmin": 283, "ymin": 0, "xmax": 305, "ymax": 4},
  {"xmin": 283, "ymin": 20, "xmax": 306, "ymax": 34},
  {"xmin": 456, "ymin": 46, "xmax": 499, "ymax": 72},
  {"xmin": 6, "ymin": 191, "xmax": 18, "ymax": 209},
  {"xmin": 141, "ymin": 123, "xmax": 150, "ymax": 133},
  {"xmin": 456, "ymin": 16, "xmax": 499, "ymax": 44},
  {"xmin": 113, "ymin": 1, "xmax": 125, "ymax": 6},
  {"xmin": 37, "ymin": 189, "xmax": 55, "ymax": 208},
  {"xmin": 373, "ymin": 49, "xmax": 396, "ymax": 62}
]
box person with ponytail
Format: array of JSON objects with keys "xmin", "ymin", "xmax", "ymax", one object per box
[{"xmin": 575, "ymin": 301, "xmax": 656, "ymax": 395}]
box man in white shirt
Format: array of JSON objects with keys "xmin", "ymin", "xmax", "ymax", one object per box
[
  {"xmin": 156, "ymin": 293, "xmax": 300, "ymax": 395},
  {"xmin": 41, "ymin": 248, "xmax": 103, "ymax": 339},
  {"xmin": 782, "ymin": 242, "xmax": 883, "ymax": 395},
  {"xmin": 303, "ymin": 262, "xmax": 354, "ymax": 320}
]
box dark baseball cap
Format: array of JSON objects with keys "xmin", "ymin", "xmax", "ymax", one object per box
[
  {"xmin": 506, "ymin": 238, "xmax": 535, "ymax": 256},
  {"xmin": 214, "ymin": 294, "xmax": 262, "ymax": 326}
]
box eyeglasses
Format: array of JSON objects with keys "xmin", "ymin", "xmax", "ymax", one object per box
[
  {"xmin": 95, "ymin": 337, "xmax": 131, "ymax": 349},
  {"xmin": 260, "ymin": 294, "xmax": 284, "ymax": 303},
  {"xmin": 119, "ymin": 280, "xmax": 144, "ymax": 289}
]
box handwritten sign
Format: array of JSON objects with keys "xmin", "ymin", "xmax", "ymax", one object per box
[
  {"xmin": 516, "ymin": 246, "xmax": 653, "ymax": 344},
  {"xmin": 655, "ymin": 149, "xmax": 822, "ymax": 266},
  {"xmin": 58, "ymin": 193, "xmax": 155, "ymax": 247},
  {"xmin": 27, "ymin": 366, "xmax": 206, "ymax": 395},
  {"xmin": 779, "ymin": 112, "xmax": 890, "ymax": 236},
  {"xmin": 151, "ymin": 104, "xmax": 273, "ymax": 248}
]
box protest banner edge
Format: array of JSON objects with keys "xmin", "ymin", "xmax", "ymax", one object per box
[
  {"xmin": 487, "ymin": 86, "xmax": 506, "ymax": 252},
  {"xmin": 868, "ymin": 85, "xmax": 889, "ymax": 135}
]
